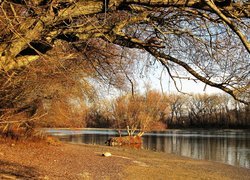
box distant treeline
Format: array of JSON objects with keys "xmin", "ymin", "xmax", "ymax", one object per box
[
  {"xmin": 165, "ymin": 94, "xmax": 249, "ymax": 129},
  {"xmin": 27, "ymin": 90, "xmax": 249, "ymax": 130},
  {"xmin": 84, "ymin": 91, "xmax": 250, "ymax": 130}
]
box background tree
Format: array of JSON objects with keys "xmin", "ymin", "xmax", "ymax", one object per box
[
  {"xmin": 166, "ymin": 93, "xmax": 250, "ymax": 128},
  {"xmin": 112, "ymin": 90, "xmax": 169, "ymax": 132},
  {"xmin": 167, "ymin": 94, "xmax": 188, "ymax": 127}
]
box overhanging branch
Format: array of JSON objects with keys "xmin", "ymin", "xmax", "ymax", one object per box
[
  {"xmin": 145, "ymin": 47, "xmax": 249, "ymax": 105},
  {"xmin": 205, "ymin": 0, "xmax": 250, "ymax": 53}
]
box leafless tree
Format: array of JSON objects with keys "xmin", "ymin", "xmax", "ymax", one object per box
[
  {"xmin": 0, "ymin": 0, "xmax": 249, "ymax": 131},
  {"xmin": 112, "ymin": 90, "xmax": 169, "ymax": 132}
]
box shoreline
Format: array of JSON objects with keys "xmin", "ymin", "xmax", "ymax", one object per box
[
  {"xmin": 0, "ymin": 139, "xmax": 250, "ymax": 179},
  {"xmin": 45, "ymin": 128, "xmax": 250, "ymax": 169},
  {"xmin": 70, "ymin": 141, "xmax": 249, "ymax": 170}
]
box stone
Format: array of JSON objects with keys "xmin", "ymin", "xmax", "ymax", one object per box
[{"xmin": 102, "ymin": 152, "xmax": 112, "ymax": 157}]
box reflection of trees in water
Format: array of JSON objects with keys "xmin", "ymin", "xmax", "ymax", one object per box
[
  {"xmin": 61, "ymin": 134, "xmax": 115, "ymax": 145},
  {"xmin": 142, "ymin": 131, "xmax": 249, "ymax": 168}
]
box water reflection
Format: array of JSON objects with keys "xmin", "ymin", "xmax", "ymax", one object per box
[
  {"xmin": 143, "ymin": 130, "xmax": 250, "ymax": 169},
  {"xmin": 60, "ymin": 134, "xmax": 113, "ymax": 145},
  {"xmin": 47, "ymin": 129, "xmax": 250, "ymax": 169}
]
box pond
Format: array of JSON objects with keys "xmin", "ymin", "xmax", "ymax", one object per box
[{"xmin": 46, "ymin": 128, "xmax": 250, "ymax": 169}]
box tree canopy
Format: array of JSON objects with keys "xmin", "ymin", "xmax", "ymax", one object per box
[{"xmin": 0, "ymin": 0, "xmax": 249, "ymax": 110}]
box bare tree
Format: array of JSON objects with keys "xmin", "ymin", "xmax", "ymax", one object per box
[
  {"xmin": 167, "ymin": 94, "xmax": 189, "ymax": 127},
  {"xmin": 0, "ymin": 0, "xmax": 249, "ymax": 132},
  {"xmin": 112, "ymin": 90, "xmax": 169, "ymax": 132}
]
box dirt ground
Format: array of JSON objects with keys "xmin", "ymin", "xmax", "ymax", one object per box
[{"xmin": 0, "ymin": 138, "xmax": 249, "ymax": 180}]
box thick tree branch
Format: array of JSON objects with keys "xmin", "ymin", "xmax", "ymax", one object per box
[
  {"xmin": 0, "ymin": 55, "xmax": 39, "ymax": 72},
  {"xmin": 57, "ymin": 1, "xmax": 103, "ymax": 21},
  {"xmin": 1, "ymin": 0, "xmax": 249, "ymax": 72}
]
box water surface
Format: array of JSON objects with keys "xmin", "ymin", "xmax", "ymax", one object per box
[{"xmin": 47, "ymin": 129, "xmax": 250, "ymax": 169}]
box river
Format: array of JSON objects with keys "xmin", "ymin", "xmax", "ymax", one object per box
[{"xmin": 46, "ymin": 129, "xmax": 250, "ymax": 169}]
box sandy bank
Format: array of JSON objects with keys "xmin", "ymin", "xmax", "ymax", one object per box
[{"xmin": 0, "ymin": 139, "xmax": 249, "ymax": 179}]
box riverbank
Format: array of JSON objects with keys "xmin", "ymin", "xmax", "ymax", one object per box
[{"xmin": 0, "ymin": 139, "xmax": 249, "ymax": 179}]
